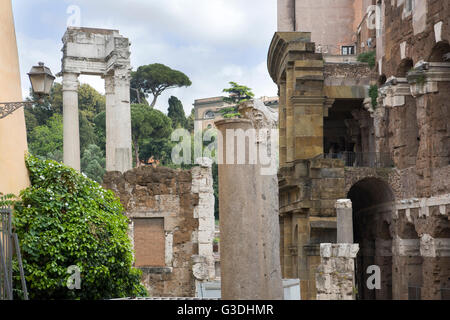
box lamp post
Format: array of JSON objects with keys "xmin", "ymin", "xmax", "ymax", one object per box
[{"xmin": 0, "ymin": 62, "xmax": 55, "ymax": 119}]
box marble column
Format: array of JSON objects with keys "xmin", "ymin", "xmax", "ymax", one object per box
[
  {"xmin": 62, "ymin": 72, "xmax": 80, "ymax": 171},
  {"xmin": 105, "ymin": 68, "xmax": 132, "ymax": 173},
  {"xmin": 104, "ymin": 74, "xmax": 116, "ymax": 172}
]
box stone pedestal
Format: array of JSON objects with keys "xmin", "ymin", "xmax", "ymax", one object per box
[
  {"xmin": 336, "ymin": 199, "xmax": 354, "ymax": 243},
  {"xmin": 62, "ymin": 72, "xmax": 81, "ymax": 171},
  {"xmin": 216, "ymin": 117, "xmax": 283, "ymax": 300},
  {"xmin": 316, "ymin": 243, "xmax": 359, "ymax": 300}
]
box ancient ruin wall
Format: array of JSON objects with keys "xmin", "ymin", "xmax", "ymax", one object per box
[{"xmin": 103, "ymin": 164, "xmax": 215, "ymax": 297}]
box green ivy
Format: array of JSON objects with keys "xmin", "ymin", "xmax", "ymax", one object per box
[
  {"xmin": 357, "ymin": 51, "xmax": 376, "ymax": 69},
  {"xmin": 0, "ymin": 193, "xmax": 16, "ymax": 208},
  {"xmin": 12, "ymin": 155, "xmax": 147, "ymax": 300},
  {"xmin": 369, "ymin": 85, "xmax": 379, "ymax": 109}
]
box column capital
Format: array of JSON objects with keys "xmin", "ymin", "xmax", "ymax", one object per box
[
  {"xmin": 62, "ymin": 72, "xmax": 79, "ymax": 92},
  {"xmin": 104, "ymin": 74, "xmax": 115, "ymax": 95}
]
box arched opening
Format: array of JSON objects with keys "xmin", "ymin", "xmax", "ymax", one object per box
[
  {"xmin": 428, "ymin": 41, "xmax": 450, "ymax": 62},
  {"xmin": 348, "ymin": 177, "xmax": 395, "ymax": 300},
  {"xmin": 378, "ymin": 74, "xmax": 387, "ymax": 86},
  {"xmin": 396, "ymin": 58, "xmax": 414, "ymax": 77}
]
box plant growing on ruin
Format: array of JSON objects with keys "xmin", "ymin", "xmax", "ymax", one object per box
[
  {"xmin": 221, "ymin": 82, "xmax": 255, "ymax": 118},
  {"xmin": 357, "ymin": 51, "xmax": 376, "ymax": 69},
  {"xmin": 369, "ymin": 85, "xmax": 379, "ymax": 109},
  {"xmin": 11, "ymin": 155, "xmax": 147, "ymax": 300}
]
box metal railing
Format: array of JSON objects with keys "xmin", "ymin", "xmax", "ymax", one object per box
[
  {"xmin": 323, "ymin": 152, "xmax": 394, "ymax": 168},
  {"xmin": 0, "ymin": 207, "xmax": 28, "ymax": 300}
]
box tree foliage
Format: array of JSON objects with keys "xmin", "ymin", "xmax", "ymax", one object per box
[
  {"xmin": 12, "ymin": 155, "xmax": 147, "ymax": 300},
  {"xmin": 221, "ymin": 82, "xmax": 255, "ymax": 118},
  {"xmin": 29, "ymin": 114, "xmax": 63, "ymax": 158},
  {"xmin": 168, "ymin": 96, "xmax": 187, "ymax": 129},
  {"xmin": 130, "ymin": 104, "xmax": 173, "ymax": 166},
  {"xmin": 81, "ymin": 144, "xmax": 106, "ymax": 183},
  {"xmin": 131, "ymin": 64, "xmax": 192, "ymax": 108}
]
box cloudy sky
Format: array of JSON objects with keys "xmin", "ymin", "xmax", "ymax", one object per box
[{"xmin": 12, "ymin": 0, "xmax": 278, "ymax": 114}]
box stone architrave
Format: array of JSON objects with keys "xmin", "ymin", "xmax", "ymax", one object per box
[
  {"xmin": 215, "ymin": 99, "xmax": 283, "ymax": 300},
  {"xmin": 60, "ymin": 27, "xmax": 132, "ymax": 172}
]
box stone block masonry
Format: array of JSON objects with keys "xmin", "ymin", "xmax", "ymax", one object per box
[
  {"xmin": 316, "ymin": 243, "xmax": 359, "ymax": 300},
  {"xmin": 103, "ymin": 161, "xmax": 215, "ymax": 297}
]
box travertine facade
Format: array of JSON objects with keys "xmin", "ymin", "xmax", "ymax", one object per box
[
  {"xmin": 60, "ymin": 27, "xmax": 132, "ymax": 173},
  {"xmin": 271, "ymin": 0, "xmax": 450, "ymax": 300},
  {"xmin": 103, "ymin": 162, "xmax": 215, "ymax": 297}
]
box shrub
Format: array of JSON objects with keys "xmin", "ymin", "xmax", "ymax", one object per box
[
  {"xmin": 369, "ymin": 85, "xmax": 379, "ymax": 109},
  {"xmin": 12, "ymin": 155, "xmax": 147, "ymax": 300},
  {"xmin": 357, "ymin": 51, "xmax": 376, "ymax": 69}
]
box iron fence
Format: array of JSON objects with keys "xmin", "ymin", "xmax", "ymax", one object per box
[
  {"xmin": 0, "ymin": 207, "xmax": 28, "ymax": 300},
  {"xmin": 323, "ymin": 152, "xmax": 394, "ymax": 168}
]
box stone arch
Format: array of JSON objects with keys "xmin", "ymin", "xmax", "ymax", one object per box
[
  {"xmin": 396, "ymin": 58, "xmax": 414, "ymax": 77},
  {"xmin": 428, "ymin": 41, "xmax": 450, "ymax": 62},
  {"xmin": 347, "ymin": 177, "xmax": 395, "ymax": 300}
]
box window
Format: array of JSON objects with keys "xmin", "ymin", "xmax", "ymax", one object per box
[
  {"xmin": 341, "ymin": 46, "xmax": 355, "ymax": 55},
  {"xmin": 204, "ymin": 110, "xmax": 215, "ymax": 119},
  {"xmin": 133, "ymin": 218, "xmax": 165, "ymax": 267}
]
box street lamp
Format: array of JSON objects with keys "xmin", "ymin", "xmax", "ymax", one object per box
[{"xmin": 0, "ymin": 62, "xmax": 55, "ymax": 119}]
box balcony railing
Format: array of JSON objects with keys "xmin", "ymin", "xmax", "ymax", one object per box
[{"xmin": 323, "ymin": 152, "xmax": 394, "ymax": 168}]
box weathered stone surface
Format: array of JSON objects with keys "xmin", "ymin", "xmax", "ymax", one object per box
[
  {"xmin": 216, "ymin": 104, "xmax": 283, "ymax": 300},
  {"xmin": 316, "ymin": 243, "xmax": 359, "ymax": 300},
  {"xmin": 61, "ymin": 27, "xmax": 132, "ymax": 173},
  {"xmin": 103, "ymin": 165, "xmax": 215, "ymax": 297}
]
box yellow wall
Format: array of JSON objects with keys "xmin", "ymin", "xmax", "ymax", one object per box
[{"xmin": 0, "ymin": 0, "xmax": 30, "ymax": 196}]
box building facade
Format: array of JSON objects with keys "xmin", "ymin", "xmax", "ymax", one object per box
[
  {"xmin": 193, "ymin": 96, "xmax": 278, "ymax": 131},
  {"xmin": 270, "ymin": 0, "xmax": 450, "ymax": 300},
  {"xmin": 0, "ymin": 0, "xmax": 30, "ymax": 196}
]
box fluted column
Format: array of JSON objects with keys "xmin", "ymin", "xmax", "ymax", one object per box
[
  {"xmin": 62, "ymin": 72, "xmax": 80, "ymax": 171},
  {"xmin": 104, "ymin": 75, "xmax": 115, "ymax": 171},
  {"xmin": 105, "ymin": 68, "xmax": 132, "ymax": 173}
]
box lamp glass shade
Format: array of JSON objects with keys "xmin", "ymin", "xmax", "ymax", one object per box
[{"xmin": 28, "ymin": 62, "xmax": 55, "ymax": 96}]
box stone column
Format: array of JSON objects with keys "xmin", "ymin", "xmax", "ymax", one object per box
[
  {"xmin": 279, "ymin": 81, "xmax": 287, "ymax": 168},
  {"xmin": 62, "ymin": 72, "xmax": 80, "ymax": 171},
  {"xmin": 316, "ymin": 243, "xmax": 359, "ymax": 300},
  {"xmin": 104, "ymin": 75, "xmax": 116, "ymax": 171},
  {"xmin": 106, "ymin": 68, "xmax": 132, "ymax": 173},
  {"xmin": 336, "ymin": 199, "xmax": 354, "ymax": 244},
  {"xmin": 216, "ymin": 116, "xmax": 283, "ymax": 300}
]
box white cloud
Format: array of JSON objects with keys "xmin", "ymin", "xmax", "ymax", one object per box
[{"xmin": 13, "ymin": 0, "xmax": 278, "ymax": 114}]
